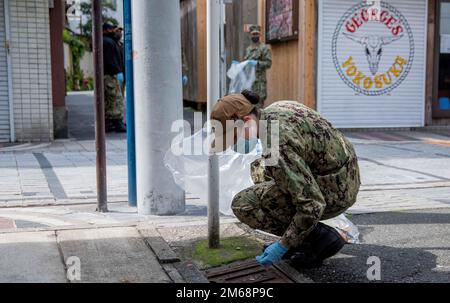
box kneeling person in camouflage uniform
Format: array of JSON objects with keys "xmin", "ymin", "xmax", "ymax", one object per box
[{"xmin": 211, "ymin": 90, "xmax": 361, "ymax": 267}]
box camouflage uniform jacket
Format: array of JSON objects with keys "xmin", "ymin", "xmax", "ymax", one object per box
[
  {"xmin": 255, "ymin": 101, "xmax": 361, "ymax": 247},
  {"xmin": 244, "ymin": 43, "xmax": 272, "ymax": 102}
]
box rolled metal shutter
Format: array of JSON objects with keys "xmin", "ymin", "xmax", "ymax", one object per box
[
  {"xmin": 0, "ymin": 0, "xmax": 10, "ymax": 142},
  {"xmin": 317, "ymin": 0, "xmax": 428, "ymax": 128}
]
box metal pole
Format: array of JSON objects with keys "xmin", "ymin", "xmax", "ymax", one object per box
[
  {"xmin": 207, "ymin": 0, "xmax": 221, "ymax": 249},
  {"xmin": 132, "ymin": 0, "xmax": 185, "ymax": 215},
  {"xmin": 123, "ymin": 0, "xmax": 137, "ymax": 207},
  {"xmin": 92, "ymin": 0, "xmax": 108, "ymax": 213}
]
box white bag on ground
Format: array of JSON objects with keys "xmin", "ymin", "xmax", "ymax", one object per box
[
  {"xmin": 322, "ymin": 214, "xmax": 360, "ymax": 244},
  {"xmin": 164, "ymin": 129, "xmax": 262, "ymax": 216},
  {"xmin": 164, "ymin": 129, "xmax": 360, "ymax": 244},
  {"xmin": 227, "ymin": 61, "xmax": 256, "ymax": 95}
]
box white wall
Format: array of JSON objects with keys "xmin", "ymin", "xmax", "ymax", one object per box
[
  {"xmin": 63, "ymin": 43, "xmax": 71, "ymax": 72},
  {"xmin": 108, "ymin": 0, "xmax": 124, "ymax": 28},
  {"xmin": 79, "ymin": 51, "xmax": 94, "ymax": 78}
]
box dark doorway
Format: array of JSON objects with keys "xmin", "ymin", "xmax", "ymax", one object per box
[{"xmin": 434, "ymin": 0, "xmax": 450, "ymax": 118}]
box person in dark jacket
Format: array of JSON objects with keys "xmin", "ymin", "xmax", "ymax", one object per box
[
  {"xmin": 103, "ymin": 23, "xmax": 126, "ymax": 133},
  {"xmin": 112, "ymin": 26, "xmax": 125, "ymax": 87}
]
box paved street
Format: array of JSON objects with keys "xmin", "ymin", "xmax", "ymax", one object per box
[
  {"xmin": 0, "ymin": 92, "xmax": 450, "ymax": 283},
  {"xmin": 302, "ymin": 208, "xmax": 450, "ymax": 283}
]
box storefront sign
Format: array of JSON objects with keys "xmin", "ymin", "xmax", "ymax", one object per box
[
  {"xmin": 266, "ymin": 0, "xmax": 299, "ymax": 43},
  {"xmin": 332, "ymin": 1, "xmax": 415, "ymax": 96},
  {"xmin": 318, "ymin": 0, "xmax": 427, "ymax": 128}
]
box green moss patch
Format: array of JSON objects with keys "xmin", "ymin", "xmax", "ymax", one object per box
[{"xmin": 192, "ymin": 237, "xmax": 262, "ymax": 268}]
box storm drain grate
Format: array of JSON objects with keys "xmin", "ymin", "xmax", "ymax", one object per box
[{"xmin": 204, "ymin": 260, "xmax": 298, "ymax": 283}]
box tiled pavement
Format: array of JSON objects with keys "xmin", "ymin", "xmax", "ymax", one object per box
[{"xmin": 0, "ymin": 139, "xmax": 128, "ymax": 205}]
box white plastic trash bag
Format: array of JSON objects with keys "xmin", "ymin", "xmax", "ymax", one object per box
[
  {"xmin": 227, "ymin": 60, "xmax": 256, "ymax": 95},
  {"xmin": 322, "ymin": 214, "xmax": 360, "ymax": 244},
  {"xmin": 164, "ymin": 129, "xmax": 262, "ymax": 216}
]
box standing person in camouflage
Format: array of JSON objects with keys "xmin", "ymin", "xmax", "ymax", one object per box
[
  {"xmin": 103, "ymin": 23, "xmax": 126, "ymax": 133},
  {"xmin": 210, "ymin": 90, "xmax": 361, "ymax": 268},
  {"xmin": 244, "ymin": 25, "xmax": 272, "ymax": 108}
]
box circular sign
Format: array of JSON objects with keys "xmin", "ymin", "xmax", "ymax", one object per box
[{"xmin": 332, "ymin": 1, "xmax": 415, "ymax": 96}]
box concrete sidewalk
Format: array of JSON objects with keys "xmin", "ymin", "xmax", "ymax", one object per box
[
  {"xmin": 0, "ymin": 227, "xmax": 171, "ymax": 283},
  {"xmin": 0, "ymin": 203, "xmax": 291, "ymax": 283},
  {"xmin": 0, "ymin": 198, "xmax": 241, "ymax": 283}
]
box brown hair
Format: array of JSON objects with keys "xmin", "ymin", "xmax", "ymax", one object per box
[{"xmin": 241, "ymin": 90, "xmax": 261, "ymax": 105}]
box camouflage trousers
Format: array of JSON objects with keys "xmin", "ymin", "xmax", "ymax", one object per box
[
  {"xmin": 232, "ymin": 155, "xmax": 360, "ymax": 246},
  {"xmin": 104, "ymin": 74, "xmax": 124, "ymax": 120},
  {"xmin": 251, "ymin": 80, "xmax": 267, "ymax": 108}
]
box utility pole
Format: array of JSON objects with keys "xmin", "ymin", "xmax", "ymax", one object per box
[
  {"xmin": 123, "ymin": 0, "xmax": 137, "ymax": 207},
  {"xmin": 132, "ymin": 0, "xmax": 185, "ymax": 215},
  {"xmin": 92, "ymin": 0, "xmax": 108, "ymax": 213},
  {"xmin": 207, "ymin": 0, "xmax": 222, "ymax": 249}
]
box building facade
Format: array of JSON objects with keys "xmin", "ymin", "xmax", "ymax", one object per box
[
  {"xmin": 0, "ymin": 0, "xmax": 67, "ymax": 143},
  {"xmin": 263, "ymin": 0, "xmax": 450, "ymax": 128},
  {"xmin": 186, "ymin": 0, "xmax": 450, "ymax": 128}
]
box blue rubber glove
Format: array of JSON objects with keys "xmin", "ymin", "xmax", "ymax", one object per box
[
  {"xmin": 248, "ymin": 60, "xmax": 258, "ymax": 67},
  {"xmin": 182, "ymin": 75, "xmax": 188, "ymax": 86},
  {"xmin": 232, "ymin": 60, "xmax": 240, "ymax": 65},
  {"xmin": 117, "ymin": 73, "xmax": 124, "ymax": 83},
  {"xmin": 256, "ymin": 241, "xmax": 288, "ymax": 266}
]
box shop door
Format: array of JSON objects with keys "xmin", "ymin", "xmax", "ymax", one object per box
[
  {"xmin": 434, "ymin": 0, "xmax": 450, "ymax": 118},
  {"xmin": 0, "ymin": 0, "xmax": 11, "ymax": 142}
]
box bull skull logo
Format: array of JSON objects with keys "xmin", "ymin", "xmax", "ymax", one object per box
[{"xmin": 344, "ymin": 33, "xmax": 404, "ymax": 75}]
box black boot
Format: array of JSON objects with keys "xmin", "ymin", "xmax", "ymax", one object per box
[
  {"xmin": 113, "ymin": 119, "xmax": 127, "ymax": 133},
  {"xmin": 305, "ymin": 223, "xmax": 346, "ymax": 260},
  {"xmin": 290, "ymin": 223, "xmax": 346, "ymax": 269},
  {"xmin": 263, "ymin": 223, "xmax": 346, "ymax": 269}
]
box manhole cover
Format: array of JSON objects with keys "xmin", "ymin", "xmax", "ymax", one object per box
[{"xmin": 204, "ymin": 260, "xmax": 299, "ymax": 283}]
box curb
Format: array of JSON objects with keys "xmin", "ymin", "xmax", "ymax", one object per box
[
  {"xmin": 138, "ymin": 227, "xmax": 209, "ymax": 283},
  {"xmin": 0, "ymin": 143, "xmax": 52, "ymax": 153}
]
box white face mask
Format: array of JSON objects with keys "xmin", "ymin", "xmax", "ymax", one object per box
[
  {"xmin": 234, "ymin": 137, "xmax": 258, "ymax": 154},
  {"xmin": 233, "ymin": 118, "xmax": 258, "ymax": 154}
]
